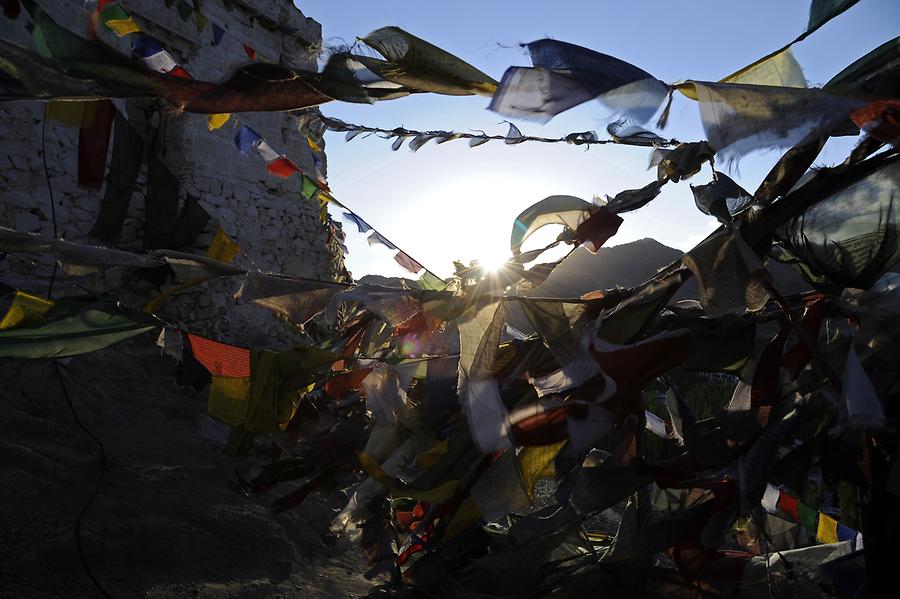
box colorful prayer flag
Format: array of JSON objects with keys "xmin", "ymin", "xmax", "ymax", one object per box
[
  {"xmin": 367, "ymin": 231, "xmax": 397, "ymax": 250},
  {"xmin": 255, "ymin": 140, "xmax": 280, "ymax": 163},
  {"xmin": 132, "ymin": 34, "xmax": 178, "ymax": 73},
  {"xmin": 799, "ymin": 502, "xmax": 818, "ymax": 532},
  {"xmin": 207, "ymin": 113, "xmax": 230, "ymax": 131},
  {"xmin": 101, "ymin": 4, "xmax": 141, "ymax": 37},
  {"xmin": 0, "ymin": 291, "xmax": 54, "ymax": 330},
  {"xmin": 234, "ymin": 125, "xmax": 262, "ymax": 154},
  {"xmin": 242, "ymin": 44, "xmax": 256, "ymax": 60},
  {"xmin": 394, "ymin": 251, "xmax": 424, "ymax": 274},
  {"xmin": 300, "ymin": 175, "xmax": 319, "ymax": 200},
  {"xmin": 167, "ymin": 65, "xmax": 192, "ymax": 79},
  {"xmin": 187, "ymin": 333, "xmax": 250, "ymax": 377},
  {"xmin": 776, "ymin": 490, "xmax": 799, "ymax": 520},
  {"xmin": 343, "ymin": 212, "xmax": 372, "ymax": 233},
  {"xmin": 266, "ymin": 156, "xmax": 302, "ymax": 178},
  {"xmin": 211, "ymin": 22, "xmax": 225, "ymax": 46},
  {"xmin": 816, "ymin": 513, "xmax": 839, "ymax": 544},
  {"xmin": 206, "ymin": 227, "xmax": 240, "ymax": 263}
]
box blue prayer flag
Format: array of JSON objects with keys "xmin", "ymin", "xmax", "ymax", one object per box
[{"xmin": 234, "ymin": 125, "xmax": 261, "ymax": 154}]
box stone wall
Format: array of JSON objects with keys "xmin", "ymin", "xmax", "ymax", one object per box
[{"xmin": 0, "ymin": 0, "xmax": 343, "ymax": 348}]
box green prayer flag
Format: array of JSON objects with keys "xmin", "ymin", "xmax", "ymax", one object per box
[
  {"xmin": 89, "ymin": 113, "xmax": 145, "ymax": 243},
  {"xmin": 144, "ymin": 151, "xmax": 180, "ymax": 250},
  {"xmin": 798, "ymin": 502, "xmax": 818, "ymax": 532},
  {"xmin": 176, "ymin": 0, "xmax": 193, "ymax": 21},
  {"xmin": 300, "ymin": 175, "xmax": 319, "ymax": 200},
  {"xmin": 170, "ymin": 195, "xmax": 211, "ymax": 249},
  {"xmin": 0, "ymin": 300, "xmax": 157, "ymax": 359}
]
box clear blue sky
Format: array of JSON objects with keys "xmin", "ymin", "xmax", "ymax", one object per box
[{"xmin": 294, "ymin": 0, "xmax": 899, "ymax": 280}]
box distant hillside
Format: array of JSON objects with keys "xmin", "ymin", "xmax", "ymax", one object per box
[
  {"xmin": 357, "ymin": 238, "xmax": 811, "ymax": 303},
  {"xmin": 529, "ymin": 239, "xmax": 689, "ymax": 299}
]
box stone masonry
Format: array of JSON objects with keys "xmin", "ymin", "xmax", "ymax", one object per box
[{"xmin": 0, "ymin": 0, "xmax": 344, "ymax": 347}]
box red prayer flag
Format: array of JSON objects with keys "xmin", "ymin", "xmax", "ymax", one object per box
[
  {"xmin": 574, "ymin": 206, "xmax": 623, "ymax": 253},
  {"xmin": 266, "ymin": 156, "xmax": 302, "ymax": 178},
  {"xmin": 167, "ymin": 65, "xmax": 193, "ymax": 79},
  {"xmin": 242, "ymin": 44, "xmax": 257, "ymax": 60},
  {"xmin": 852, "ymin": 99, "xmax": 900, "ymax": 145},
  {"xmin": 776, "ymin": 490, "xmax": 799, "ymax": 521},
  {"xmin": 187, "ymin": 333, "xmax": 250, "ymax": 377},
  {"xmin": 77, "ymin": 99, "xmax": 116, "ymax": 190}
]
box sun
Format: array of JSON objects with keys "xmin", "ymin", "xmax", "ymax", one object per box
[{"xmin": 475, "ymin": 249, "xmax": 511, "ymax": 272}]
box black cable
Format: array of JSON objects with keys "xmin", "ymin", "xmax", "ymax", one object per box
[
  {"xmin": 41, "ymin": 106, "xmax": 59, "ymax": 299},
  {"xmin": 43, "ymin": 105, "xmax": 114, "ymax": 598},
  {"xmin": 54, "ymin": 362, "xmax": 114, "ymax": 599}
]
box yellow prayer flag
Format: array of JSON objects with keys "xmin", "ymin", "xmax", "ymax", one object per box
[
  {"xmin": 517, "ymin": 441, "xmax": 566, "ymax": 500},
  {"xmin": 415, "ymin": 439, "xmax": 448, "ymax": 470},
  {"xmin": 307, "ymin": 136, "xmax": 322, "ymax": 152},
  {"xmin": 677, "ymin": 47, "xmax": 807, "ymax": 101},
  {"xmin": 443, "ymin": 497, "xmax": 480, "ymax": 540},
  {"xmin": 207, "ymin": 113, "xmax": 230, "ymax": 131},
  {"xmin": 45, "ymin": 101, "xmax": 88, "ymax": 127},
  {"xmin": 0, "ymin": 291, "xmax": 54, "ymax": 330},
  {"xmin": 206, "ymin": 227, "xmax": 240, "ymax": 263},
  {"xmin": 208, "ymin": 376, "xmax": 251, "ymax": 426},
  {"xmin": 105, "ymin": 17, "xmax": 142, "ymax": 37},
  {"xmin": 722, "ymin": 47, "xmax": 807, "ymax": 88},
  {"xmin": 816, "ymin": 513, "xmax": 839, "ymax": 544}
]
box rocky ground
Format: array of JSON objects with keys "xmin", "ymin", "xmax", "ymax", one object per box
[{"xmin": 0, "ymin": 336, "xmax": 371, "ymax": 598}]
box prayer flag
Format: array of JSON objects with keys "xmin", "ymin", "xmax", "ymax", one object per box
[
  {"xmin": 187, "ymin": 333, "xmax": 250, "ymax": 377},
  {"xmin": 206, "ymin": 227, "xmax": 240, "ymax": 263},
  {"xmin": 132, "ymin": 34, "xmax": 178, "ymax": 73},
  {"xmin": 243, "ymin": 44, "xmax": 256, "ymax": 60},
  {"xmin": 255, "ymin": 140, "xmax": 280, "ymax": 163},
  {"xmin": 266, "ymin": 156, "xmax": 301, "ymax": 178},
  {"xmin": 816, "ymin": 513, "xmax": 839, "ymax": 544},
  {"xmin": 207, "ymin": 113, "xmax": 230, "ymax": 131},
  {"xmin": 367, "ymin": 231, "xmax": 397, "ymax": 250},
  {"xmin": 300, "ymin": 175, "xmax": 319, "ymax": 200},
  {"xmin": 101, "ymin": 4, "xmax": 141, "ymax": 37},
  {"xmin": 776, "ymin": 490, "xmax": 799, "ymax": 520},
  {"xmin": 234, "ymin": 125, "xmax": 261, "ymax": 154},
  {"xmin": 211, "ymin": 22, "xmax": 225, "ymax": 46},
  {"xmin": 394, "ymin": 251, "xmax": 424, "ymax": 274},
  {"xmin": 342, "ymin": 212, "xmax": 372, "ymax": 233},
  {"xmin": 799, "ymin": 502, "xmax": 818, "ymax": 532},
  {"xmin": 0, "ymin": 291, "xmax": 54, "ymax": 330},
  {"xmin": 837, "ymin": 523, "xmax": 857, "ymax": 542},
  {"xmin": 167, "ymin": 65, "xmax": 192, "ymax": 79}
]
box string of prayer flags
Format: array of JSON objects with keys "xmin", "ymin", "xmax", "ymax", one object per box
[{"xmin": 761, "ymin": 483, "xmax": 860, "ymax": 545}]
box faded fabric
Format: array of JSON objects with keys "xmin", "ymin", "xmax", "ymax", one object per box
[
  {"xmin": 0, "ymin": 300, "xmax": 157, "ymax": 359},
  {"xmin": 77, "ymin": 99, "xmax": 116, "ymax": 190},
  {"xmin": 235, "ymin": 271, "xmax": 345, "ymax": 326},
  {"xmin": 490, "ymin": 39, "xmax": 668, "ymax": 124},
  {"xmin": 89, "ymin": 112, "xmax": 145, "ymax": 243},
  {"xmin": 692, "ymin": 81, "xmax": 866, "ymax": 163}
]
